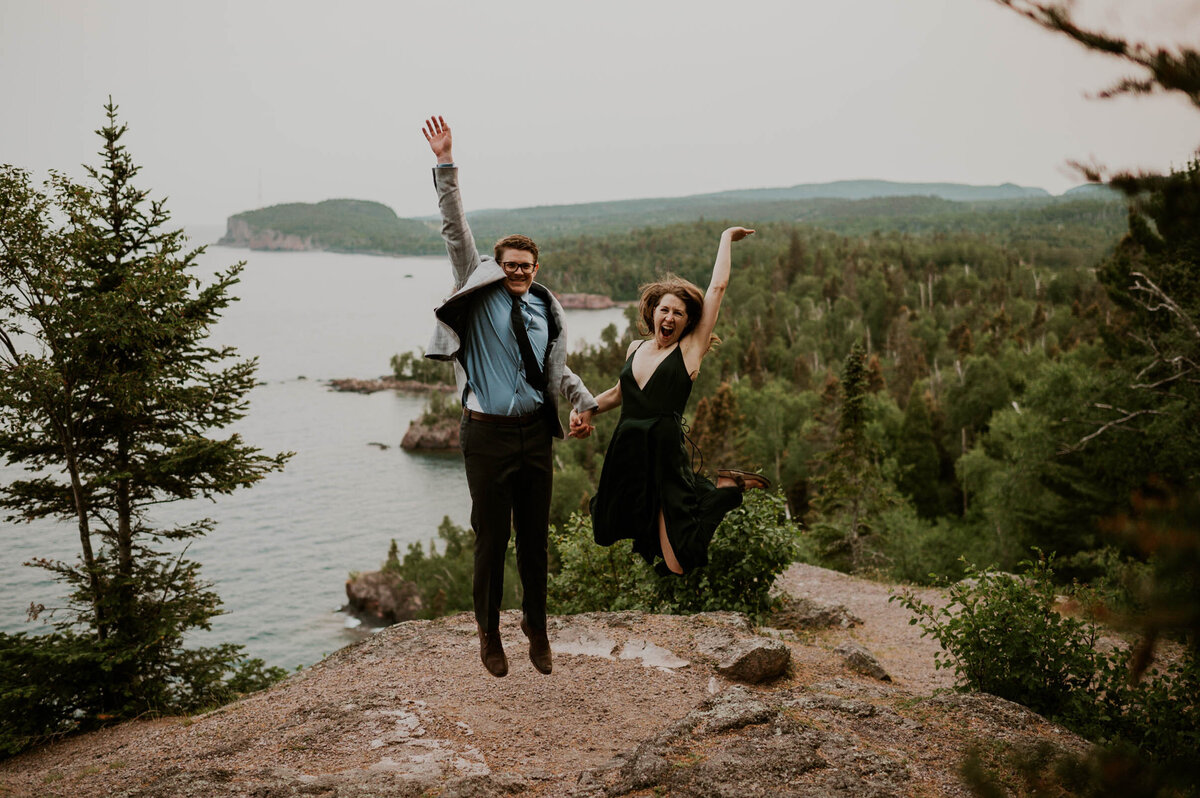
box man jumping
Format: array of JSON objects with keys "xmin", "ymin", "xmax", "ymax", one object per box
[{"xmin": 422, "ymin": 116, "xmax": 597, "ymax": 677}]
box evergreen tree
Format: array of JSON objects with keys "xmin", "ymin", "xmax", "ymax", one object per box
[
  {"xmin": 0, "ymin": 101, "xmax": 289, "ymax": 753},
  {"xmin": 690, "ymin": 381, "xmax": 742, "ymax": 474},
  {"xmin": 897, "ymin": 384, "xmax": 942, "ymax": 518},
  {"xmin": 806, "ymin": 343, "xmax": 894, "ymax": 571}
]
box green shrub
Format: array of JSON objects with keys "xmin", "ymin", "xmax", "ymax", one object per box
[
  {"xmin": 390, "ymin": 350, "xmax": 454, "ymax": 385},
  {"xmin": 893, "ymin": 555, "xmax": 1200, "ymax": 775},
  {"xmin": 547, "ymin": 513, "xmax": 659, "ymax": 615},
  {"xmin": 417, "ymin": 390, "xmax": 462, "ymax": 427},
  {"xmin": 549, "ymin": 491, "xmax": 803, "ymax": 622},
  {"xmin": 383, "ymin": 516, "xmax": 520, "ymax": 619},
  {"xmin": 892, "ymin": 556, "xmax": 1103, "ymax": 721},
  {"xmin": 0, "ymin": 631, "xmax": 285, "ymax": 758},
  {"xmin": 880, "ymin": 505, "xmax": 1007, "ymax": 585}
]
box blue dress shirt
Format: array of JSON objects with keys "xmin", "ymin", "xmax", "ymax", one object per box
[{"xmin": 462, "ymin": 284, "xmax": 550, "ymax": 416}]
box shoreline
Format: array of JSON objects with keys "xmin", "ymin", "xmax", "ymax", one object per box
[{"xmin": 326, "ymin": 377, "xmax": 455, "ymax": 394}]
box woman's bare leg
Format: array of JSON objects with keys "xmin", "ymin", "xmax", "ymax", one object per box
[
  {"xmin": 716, "ymin": 476, "xmax": 738, "ymax": 489},
  {"xmin": 658, "ymin": 511, "xmax": 684, "ymax": 574}
]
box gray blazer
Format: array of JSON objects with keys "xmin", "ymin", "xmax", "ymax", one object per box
[{"xmin": 424, "ymin": 166, "xmax": 596, "ymax": 439}]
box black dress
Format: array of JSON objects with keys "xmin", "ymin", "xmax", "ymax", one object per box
[{"xmin": 589, "ymin": 342, "xmax": 743, "ymax": 574}]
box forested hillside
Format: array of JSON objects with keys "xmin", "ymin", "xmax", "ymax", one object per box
[
  {"xmin": 221, "ymin": 183, "xmax": 1117, "ymax": 257},
  {"xmin": 518, "ymin": 182, "xmax": 1188, "ymax": 595}
]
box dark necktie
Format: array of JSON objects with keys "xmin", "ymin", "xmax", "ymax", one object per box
[{"xmin": 510, "ymin": 294, "xmax": 548, "ymax": 392}]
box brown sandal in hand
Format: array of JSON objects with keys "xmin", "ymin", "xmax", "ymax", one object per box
[{"xmin": 717, "ymin": 469, "xmax": 772, "ymax": 491}]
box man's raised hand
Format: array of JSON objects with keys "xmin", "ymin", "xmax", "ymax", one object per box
[{"xmin": 423, "ymin": 116, "xmax": 453, "ymax": 164}]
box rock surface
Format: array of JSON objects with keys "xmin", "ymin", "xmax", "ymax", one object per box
[
  {"xmin": 328, "ymin": 377, "xmax": 454, "ymax": 394},
  {"xmin": 221, "ymin": 218, "xmax": 316, "ymax": 251},
  {"xmin": 400, "ymin": 417, "xmax": 460, "ymax": 450},
  {"xmin": 836, "ymin": 641, "xmax": 893, "ymax": 682},
  {"xmin": 695, "ymin": 628, "xmax": 791, "ymax": 684},
  {"xmin": 344, "ymin": 570, "xmax": 423, "ymax": 625},
  {"xmin": 0, "ymin": 565, "xmax": 1089, "ymax": 798},
  {"xmin": 771, "ymin": 594, "xmax": 863, "ymax": 629},
  {"xmin": 554, "ymin": 293, "xmax": 620, "ymax": 310}
]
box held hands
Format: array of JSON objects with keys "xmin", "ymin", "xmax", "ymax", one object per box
[
  {"xmin": 724, "ymin": 226, "xmax": 755, "ymax": 242},
  {"xmin": 422, "ymin": 116, "xmax": 453, "ymax": 164},
  {"xmin": 568, "ymin": 408, "xmax": 595, "ymax": 439}
]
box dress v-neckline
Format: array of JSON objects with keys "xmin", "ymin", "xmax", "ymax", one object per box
[{"xmin": 631, "ymin": 343, "xmax": 680, "ymax": 392}]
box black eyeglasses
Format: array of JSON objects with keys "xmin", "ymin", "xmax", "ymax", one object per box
[{"xmin": 500, "ymin": 261, "xmax": 536, "ymax": 274}]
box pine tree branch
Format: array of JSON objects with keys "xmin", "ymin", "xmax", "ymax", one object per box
[
  {"xmin": 1128, "ymin": 270, "xmax": 1200, "ymax": 340},
  {"xmin": 1061, "ymin": 405, "xmax": 1165, "ymax": 453}
]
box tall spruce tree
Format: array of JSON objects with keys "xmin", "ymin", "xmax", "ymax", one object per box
[
  {"xmin": 806, "ymin": 342, "xmax": 895, "ymax": 571},
  {"xmin": 0, "ymin": 101, "xmax": 289, "ymax": 753},
  {"xmin": 897, "ymin": 383, "xmax": 942, "ymax": 518}
]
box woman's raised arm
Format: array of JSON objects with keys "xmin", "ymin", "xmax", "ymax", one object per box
[{"xmin": 682, "ymin": 226, "xmax": 754, "ymax": 367}]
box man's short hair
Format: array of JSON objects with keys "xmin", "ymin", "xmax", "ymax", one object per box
[{"xmin": 494, "ymin": 234, "xmax": 538, "ymax": 264}]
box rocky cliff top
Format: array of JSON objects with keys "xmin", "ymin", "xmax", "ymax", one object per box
[{"xmin": 0, "ymin": 564, "xmax": 1087, "ymax": 797}]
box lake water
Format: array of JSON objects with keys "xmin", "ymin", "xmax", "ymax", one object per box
[{"xmin": 0, "ymin": 226, "xmax": 627, "ymax": 670}]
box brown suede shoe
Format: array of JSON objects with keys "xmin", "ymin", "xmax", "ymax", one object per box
[
  {"xmin": 477, "ymin": 626, "xmax": 508, "ymax": 678},
  {"xmin": 520, "ymin": 618, "xmax": 553, "ymax": 675},
  {"xmin": 717, "ymin": 468, "xmax": 772, "ymax": 491}
]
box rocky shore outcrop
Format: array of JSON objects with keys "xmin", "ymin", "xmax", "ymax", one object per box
[
  {"xmin": 555, "ymin": 293, "xmax": 621, "ymax": 310},
  {"xmin": 219, "ymin": 218, "xmax": 317, "ymax": 251},
  {"xmin": 344, "ymin": 571, "xmax": 423, "ymax": 625},
  {"xmin": 327, "ymin": 377, "xmax": 454, "ymax": 395},
  {"xmin": 400, "ymin": 416, "xmax": 459, "ymax": 451}
]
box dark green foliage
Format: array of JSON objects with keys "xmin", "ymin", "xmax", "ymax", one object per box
[
  {"xmin": 0, "ymin": 102, "xmax": 288, "ymax": 756},
  {"xmin": 896, "ymin": 384, "xmax": 943, "ymax": 517},
  {"xmin": 382, "ymin": 517, "xmax": 519, "ymax": 620},
  {"xmin": 806, "ymin": 344, "xmax": 897, "ymax": 572},
  {"xmin": 0, "ymin": 631, "xmax": 105, "ymax": 757},
  {"xmin": 225, "ymin": 199, "xmax": 444, "ymax": 255},
  {"xmin": 893, "ymin": 557, "xmax": 1104, "ymax": 720},
  {"xmin": 0, "ymin": 627, "xmax": 285, "ymax": 757},
  {"xmin": 961, "ymin": 739, "xmax": 1195, "ymax": 798},
  {"xmin": 546, "ymin": 514, "xmax": 660, "ymax": 615},
  {"xmin": 416, "ymin": 389, "xmax": 461, "ymax": 427},
  {"xmin": 1092, "ymin": 159, "xmax": 1200, "ymax": 492},
  {"xmin": 879, "ymin": 508, "xmax": 1000, "ymax": 585},
  {"xmin": 894, "ymin": 556, "xmax": 1199, "ymax": 775},
  {"xmin": 390, "ymin": 349, "xmax": 454, "ymax": 385},
  {"xmin": 537, "ymin": 199, "xmax": 1124, "ymax": 300},
  {"xmin": 648, "ymin": 491, "xmax": 804, "ymax": 619},
  {"xmin": 945, "ymin": 355, "xmax": 1011, "ymax": 438},
  {"xmin": 548, "ymin": 491, "xmax": 804, "ymax": 622}
]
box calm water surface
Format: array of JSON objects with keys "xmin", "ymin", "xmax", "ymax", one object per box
[{"xmin": 0, "ymin": 227, "xmax": 627, "ymax": 669}]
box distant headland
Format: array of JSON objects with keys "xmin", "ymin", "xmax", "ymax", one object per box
[
  {"xmin": 219, "ymin": 179, "xmax": 1119, "ymax": 257},
  {"xmin": 219, "ymin": 199, "xmax": 443, "ymax": 255}
]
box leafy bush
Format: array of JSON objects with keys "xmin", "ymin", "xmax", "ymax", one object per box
[
  {"xmin": 0, "ymin": 630, "xmax": 285, "ymax": 758},
  {"xmin": 880, "ymin": 505, "xmax": 1007, "ymax": 585},
  {"xmin": 546, "ymin": 514, "xmax": 659, "ymax": 615},
  {"xmin": 390, "ymin": 350, "xmax": 454, "ymax": 385},
  {"xmin": 893, "ymin": 555, "xmax": 1199, "ymax": 775},
  {"xmin": 549, "ymin": 491, "xmax": 803, "ymax": 622},
  {"xmin": 383, "ymin": 516, "xmax": 520, "ymax": 619},
  {"xmin": 893, "ymin": 556, "xmax": 1104, "ymax": 721},
  {"xmin": 417, "ymin": 390, "xmax": 462, "ymax": 427}
]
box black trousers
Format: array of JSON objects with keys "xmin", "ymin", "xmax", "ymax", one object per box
[{"xmin": 460, "ymin": 413, "xmax": 553, "ymax": 632}]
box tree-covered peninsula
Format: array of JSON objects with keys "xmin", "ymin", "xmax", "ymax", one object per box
[{"xmin": 220, "ymin": 199, "xmax": 444, "ymax": 255}]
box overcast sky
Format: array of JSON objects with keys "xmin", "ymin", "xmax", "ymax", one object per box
[{"xmin": 2, "ymin": 0, "xmax": 1197, "ymax": 226}]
